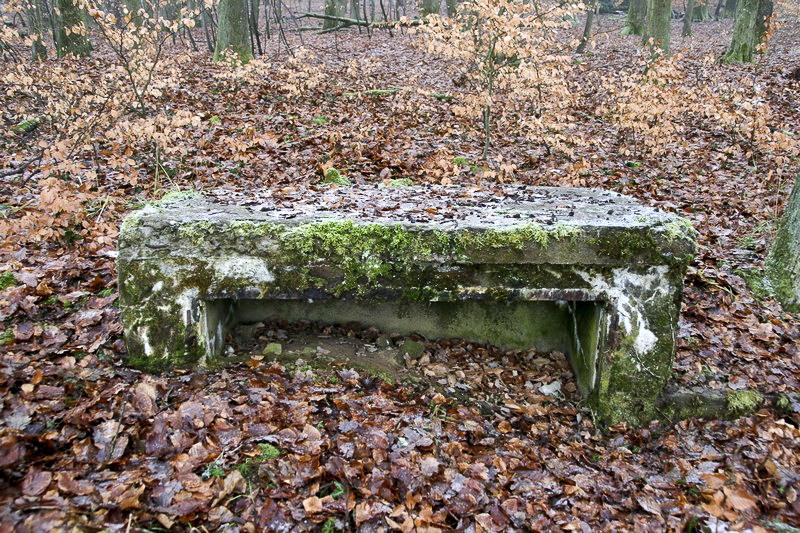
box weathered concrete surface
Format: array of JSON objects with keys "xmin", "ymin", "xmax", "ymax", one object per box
[{"xmin": 117, "ymin": 185, "xmax": 696, "ymax": 426}]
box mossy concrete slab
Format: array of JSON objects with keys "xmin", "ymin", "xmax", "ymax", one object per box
[{"xmin": 117, "ymin": 185, "xmax": 696, "ymax": 426}]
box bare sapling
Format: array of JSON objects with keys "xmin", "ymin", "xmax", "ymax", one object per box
[
  {"xmin": 411, "ymin": 0, "xmax": 583, "ymax": 159},
  {"xmin": 0, "ymin": 0, "xmax": 206, "ymax": 247}
]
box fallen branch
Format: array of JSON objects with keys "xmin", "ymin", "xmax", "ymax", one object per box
[
  {"xmin": 294, "ymin": 12, "xmax": 423, "ymax": 29},
  {"xmin": 343, "ymin": 87, "xmax": 402, "ymax": 97},
  {"xmin": 657, "ymin": 386, "xmax": 797, "ymax": 421},
  {"xmin": 0, "ymin": 150, "xmax": 44, "ymax": 181}
]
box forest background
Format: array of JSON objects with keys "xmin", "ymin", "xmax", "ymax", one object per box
[{"xmin": 0, "ymin": 0, "xmax": 799, "ymax": 529}]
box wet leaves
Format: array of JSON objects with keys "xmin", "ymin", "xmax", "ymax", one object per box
[{"xmin": 0, "ymin": 11, "xmax": 798, "ymax": 532}]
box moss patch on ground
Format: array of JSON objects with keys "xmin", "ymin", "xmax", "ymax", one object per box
[{"xmin": 727, "ymin": 389, "xmax": 764, "ymax": 416}]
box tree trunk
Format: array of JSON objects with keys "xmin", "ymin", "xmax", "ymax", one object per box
[
  {"xmin": 766, "ymin": 177, "xmax": 800, "ymax": 312},
  {"xmin": 723, "ymin": 0, "xmax": 771, "ymax": 62},
  {"xmin": 249, "ymin": 0, "xmax": 262, "ymax": 54},
  {"xmin": 123, "ymin": 0, "xmax": 143, "ymax": 25},
  {"xmin": 714, "ymin": 0, "xmax": 725, "ymax": 18},
  {"xmin": 420, "ymin": 0, "xmax": 439, "ymax": 16},
  {"xmin": 323, "ymin": 0, "xmax": 345, "ymax": 29},
  {"xmin": 644, "ymin": 0, "xmax": 671, "ymax": 55},
  {"xmin": 692, "ymin": 0, "xmax": 711, "ymax": 20},
  {"xmin": 446, "ymin": 0, "xmax": 457, "ymax": 16},
  {"xmin": 621, "ymin": 0, "xmax": 647, "ymax": 36},
  {"xmin": 577, "ymin": 0, "xmax": 596, "ymax": 52},
  {"xmin": 27, "ymin": 0, "xmax": 48, "ymax": 60},
  {"xmin": 56, "ymin": 0, "xmax": 92, "ymax": 57},
  {"xmin": 723, "ymin": 0, "xmax": 737, "ymax": 16},
  {"xmin": 214, "ymin": 0, "xmax": 253, "ymax": 63},
  {"xmin": 682, "ymin": 0, "xmax": 694, "ymax": 35},
  {"xmin": 202, "ymin": 9, "xmax": 215, "ymax": 52}
]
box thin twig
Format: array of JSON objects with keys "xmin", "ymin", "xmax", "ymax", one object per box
[{"xmin": 0, "ymin": 150, "xmax": 44, "ymax": 179}]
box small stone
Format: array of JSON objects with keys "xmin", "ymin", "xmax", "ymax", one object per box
[
  {"xmin": 400, "ymin": 339, "xmax": 426, "ymax": 360},
  {"xmin": 539, "ymin": 381, "xmax": 561, "ymax": 396},
  {"xmin": 263, "ymin": 343, "xmax": 282, "ymax": 356},
  {"xmin": 237, "ymin": 323, "xmax": 262, "ymax": 341},
  {"xmin": 376, "ymin": 335, "xmax": 392, "ymax": 348}
]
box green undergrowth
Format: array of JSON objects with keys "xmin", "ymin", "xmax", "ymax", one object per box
[
  {"xmin": 727, "ymin": 389, "xmax": 764, "ymax": 416},
  {"xmin": 322, "ymin": 168, "xmax": 349, "ymax": 185},
  {"xmin": 0, "ymin": 272, "xmax": 17, "ymax": 290}
]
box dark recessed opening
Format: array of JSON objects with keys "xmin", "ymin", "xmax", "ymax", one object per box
[{"xmin": 200, "ymin": 296, "xmax": 608, "ymax": 397}]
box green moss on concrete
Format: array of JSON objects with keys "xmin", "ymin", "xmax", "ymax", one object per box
[
  {"xmin": 589, "ymin": 225, "xmax": 695, "ymax": 268},
  {"xmin": 592, "ymin": 346, "xmax": 665, "ymax": 426},
  {"xmin": 279, "ymin": 220, "xmax": 444, "ymax": 294},
  {"xmin": 158, "ymin": 189, "xmax": 203, "ymax": 205},
  {"xmin": 119, "ymin": 262, "xmax": 204, "ymax": 373},
  {"xmin": 727, "ymin": 389, "xmax": 764, "ymax": 416},
  {"xmin": 228, "ymin": 220, "xmax": 285, "ymax": 238},
  {"xmin": 663, "ymin": 218, "xmax": 696, "ymax": 241},
  {"xmin": 119, "ymin": 210, "xmax": 146, "ymax": 240},
  {"xmin": 459, "ymin": 223, "xmax": 580, "ymax": 252},
  {"xmin": 591, "ymin": 230, "xmax": 659, "ymax": 261},
  {"xmin": 178, "ymin": 220, "xmax": 215, "ymax": 244},
  {"xmin": 118, "ymin": 199, "xmax": 694, "ymax": 427},
  {"xmin": 590, "ymin": 273, "xmax": 681, "ymax": 426}
]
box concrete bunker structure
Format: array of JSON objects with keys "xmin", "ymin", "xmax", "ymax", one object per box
[{"xmin": 117, "ymin": 185, "xmax": 696, "ymax": 425}]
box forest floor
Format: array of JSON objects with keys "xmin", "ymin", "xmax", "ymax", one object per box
[{"xmin": 1, "ymin": 11, "xmax": 799, "ymax": 532}]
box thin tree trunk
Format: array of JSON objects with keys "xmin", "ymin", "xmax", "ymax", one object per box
[
  {"xmin": 250, "ymin": 0, "xmax": 263, "ymax": 54},
  {"xmin": 264, "ymin": 0, "xmax": 271, "ymax": 41},
  {"xmin": 202, "ymin": 10, "xmax": 215, "ymax": 52},
  {"xmin": 577, "ymin": 0, "xmax": 596, "ymax": 53},
  {"xmin": 27, "ymin": 0, "xmax": 48, "ymax": 60},
  {"xmin": 754, "ymin": 0, "xmax": 773, "ymax": 47},
  {"xmin": 682, "ymin": 0, "xmax": 694, "ymax": 35},
  {"xmin": 185, "ymin": 23, "xmax": 199, "ymax": 51}
]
